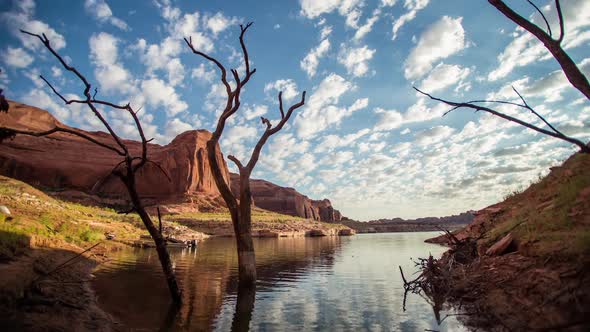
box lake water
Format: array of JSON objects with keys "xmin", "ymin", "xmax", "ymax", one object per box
[{"xmin": 93, "ymin": 232, "xmax": 468, "ymax": 331}]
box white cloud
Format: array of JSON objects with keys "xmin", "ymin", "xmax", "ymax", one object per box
[
  {"xmin": 299, "ymin": 0, "xmax": 363, "ymax": 28},
  {"xmin": 140, "ymin": 78, "xmax": 188, "ymax": 116},
  {"xmin": 264, "ymin": 79, "xmax": 300, "ymax": 102},
  {"xmin": 374, "ymin": 97, "xmax": 448, "ymax": 131},
  {"xmin": 190, "ymin": 63, "xmax": 216, "ymax": 82},
  {"xmin": 165, "ymin": 117, "xmax": 193, "ymax": 138},
  {"xmin": 301, "ymin": 38, "xmax": 330, "ymax": 78},
  {"xmin": 404, "ymin": 16, "xmax": 466, "ymax": 80},
  {"xmin": 391, "ymin": 0, "xmax": 430, "ymax": 40},
  {"xmin": 338, "ymin": 45, "xmax": 376, "ymax": 77},
  {"xmin": 1, "ymin": 0, "xmax": 66, "ymax": 51},
  {"xmin": 89, "ymin": 32, "xmax": 135, "ymax": 94},
  {"xmin": 314, "ymin": 128, "xmax": 371, "ymax": 153},
  {"xmin": 206, "ymin": 12, "xmax": 237, "ymax": 36},
  {"xmin": 295, "ymin": 73, "xmax": 368, "ymax": 138},
  {"xmin": 21, "ymin": 88, "xmax": 69, "ymax": 120},
  {"xmin": 133, "ymin": 37, "xmax": 184, "ymax": 86},
  {"xmin": 418, "ymin": 63, "xmax": 471, "ymax": 93},
  {"xmin": 354, "ymin": 11, "xmax": 379, "ymax": 41},
  {"xmin": 84, "ymin": 0, "xmax": 129, "ymax": 30},
  {"xmin": 3, "ymin": 47, "xmax": 33, "ymax": 68},
  {"xmin": 244, "ymin": 104, "xmax": 269, "ymax": 121},
  {"xmin": 414, "ymin": 125, "xmax": 455, "ymax": 146}
]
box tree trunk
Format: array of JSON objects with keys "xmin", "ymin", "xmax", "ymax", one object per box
[
  {"xmin": 234, "ymin": 173, "xmax": 256, "ymax": 288},
  {"xmin": 231, "ymin": 284, "xmax": 256, "ymax": 332},
  {"xmin": 124, "ymin": 175, "xmax": 182, "ymax": 305}
]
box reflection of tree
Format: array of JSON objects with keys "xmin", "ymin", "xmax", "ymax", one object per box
[
  {"xmin": 231, "ymin": 285, "xmax": 256, "ymax": 332},
  {"xmin": 94, "ymin": 237, "xmax": 343, "ymax": 330}
]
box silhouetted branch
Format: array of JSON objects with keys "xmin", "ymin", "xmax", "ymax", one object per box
[
  {"xmin": 526, "ymin": 0, "xmax": 551, "ymax": 37},
  {"xmin": 245, "ymin": 91, "xmax": 306, "ymax": 172},
  {"xmin": 228, "ymin": 155, "xmax": 244, "ymax": 170},
  {"xmin": 414, "ymin": 87, "xmax": 590, "ymax": 153},
  {"xmin": 488, "ymin": 0, "xmax": 590, "ymax": 100},
  {"xmin": 0, "ymin": 126, "xmax": 124, "ymax": 155}
]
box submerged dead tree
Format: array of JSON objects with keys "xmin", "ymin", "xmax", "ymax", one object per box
[
  {"xmin": 417, "ymin": 0, "xmax": 590, "ymax": 153},
  {"xmin": 185, "ymin": 23, "xmax": 306, "ymax": 287},
  {"xmin": 0, "ymin": 31, "xmax": 182, "ymax": 304}
]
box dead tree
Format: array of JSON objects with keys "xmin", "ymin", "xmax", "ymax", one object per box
[
  {"xmin": 0, "ymin": 31, "xmax": 182, "ymax": 305},
  {"xmin": 416, "ymin": 0, "xmax": 590, "ymax": 153},
  {"xmin": 184, "ymin": 22, "xmax": 306, "ymax": 287}
]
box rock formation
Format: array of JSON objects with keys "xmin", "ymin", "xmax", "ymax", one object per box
[
  {"xmin": 0, "ymin": 101, "xmax": 229, "ymax": 202},
  {"xmin": 0, "ymin": 101, "xmax": 344, "ymax": 221},
  {"xmin": 229, "ymin": 174, "xmax": 342, "ymax": 222}
]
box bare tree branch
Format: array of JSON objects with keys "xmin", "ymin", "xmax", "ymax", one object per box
[
  {"xmin": 414, "ymin": 87, "xmax": 590, "ymax": 153},
  {"xmin": 228, "ymin": 155, "xmax": 245, "ymax": 171},
  {"xmin": 487, "ymin": 0, "xmax": 590, "ymax": 100},
  {"xmin": 526, "ymin": 0, "xmax": 552, "ymax": 37},
  {"xmin": 0, "ymin": 126, "xmax": 124, "ymax": 155}
]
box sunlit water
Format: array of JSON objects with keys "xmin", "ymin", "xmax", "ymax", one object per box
[{"xmin": 93, "ymin": 232, "xmax": 467, "ymax": 331}]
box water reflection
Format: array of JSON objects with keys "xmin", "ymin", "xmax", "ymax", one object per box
[{"xmin": 93, "ymin": 233, "xmax": 467, "ymax": 331}]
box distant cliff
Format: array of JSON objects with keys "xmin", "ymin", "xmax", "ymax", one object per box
[
  {"xmin": 342, "ymin": 212, "xmax": 474, "ymax": 233},
  {"xmin": 229, "ymin": 174, "xmax": 343, "ymax": 222}
]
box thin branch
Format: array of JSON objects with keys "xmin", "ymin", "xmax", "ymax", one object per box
[
  {"xmin": 278, "ymin": 91, "xmax": 285, "ymax": 119},
  {"xmin": 414, "ymin": 87, "xmax": 590, "ymax": 153},
  {"xmin": 145, "ymin": 159, "xmax": 172, "ymax": 182},
  {"xmin": 1, "ymin": 126, "xmax": 124, "ymax": 155},
  {"xmin": 246, "ymin": 91, "xmax": 307, "ymax": 171},
  {"xmin": 487, "ymin": 0, "xmax": 590, "ymax": 100},
  {"xmin": 184, "ymin": 36, "xmax": 232, "ymax": 96},
  {"xmin": 526, "ymin": 0, "xmax": 552, "ymax": 37},
  {"xmin": 228, "ymin": 155, "xmax": 244, "ymax": 170},
  {"xmin": 511, "ymin": 87, "xmax": 565, "ymax": 136},
  {"xmin": 555, "ymin": 0, "xmax": 564, "ymax": 43}
]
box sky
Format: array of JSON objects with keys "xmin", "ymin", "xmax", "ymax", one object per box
[{"xmin": 0, "ymin": 0, "xmax": 589, "ymax": 221}]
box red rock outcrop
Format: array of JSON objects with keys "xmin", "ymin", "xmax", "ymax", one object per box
[
  {"xmin": 230, "ymin": 173, "xmax": 343, "ymax": 222},
  {"xmin": 0, "ymin": 101, "xmax": 229, "ymax": 202}
]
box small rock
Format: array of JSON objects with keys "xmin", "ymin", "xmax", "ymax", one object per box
[
  {"xmin": 0, "ymin": 205, "xmax": 11, "ymax": 216},
  {"xmin": 104, "ymin": 232, "xmax": 116, "ymax": 240},
  {"xmin": 486, "ymin": 233, "xmax": 514, "ymax": 256}
]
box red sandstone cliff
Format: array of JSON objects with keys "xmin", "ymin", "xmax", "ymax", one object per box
[
  {"xmin": 0, "ymin": 101, "xmax": 229, "ymax": 202},
  {"xmin": 229, "ymin": 173, "xmax": 342, "ymax": 222}
]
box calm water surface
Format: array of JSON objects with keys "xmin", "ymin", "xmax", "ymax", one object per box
[{"xmin": 93, "ymin": 232, "xmax": 467, "ymax": 331}]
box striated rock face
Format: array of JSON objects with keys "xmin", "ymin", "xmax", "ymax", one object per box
[
  {"xmin": 230, "ymin": 173, "xmax": 343, "ymax": 222},
  {"xmin": 0, "ymin": 101, "xmax": 230, "ymax": 201}
]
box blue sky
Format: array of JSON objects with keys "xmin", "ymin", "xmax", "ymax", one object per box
[{"xmin": 1, "ymin": 0, "xmax": 589, "ymax": 220}]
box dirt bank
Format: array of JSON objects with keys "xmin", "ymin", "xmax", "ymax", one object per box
[
  {"xmin": 423, "ymin": 153, "xmax": 590, "ymax": 331},
  {"xmin": 0, "ymin": 243, "xmax": 116, "ymax": 331}
]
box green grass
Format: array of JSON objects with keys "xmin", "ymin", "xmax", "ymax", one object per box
[{"xmin": 483, "ymin": 153, "xmax": 590, "ymax": 258}]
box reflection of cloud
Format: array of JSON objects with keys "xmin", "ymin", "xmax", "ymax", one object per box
[{"xmin": 215, "ymin": 233, "xmax": 468, "ymax": 331}]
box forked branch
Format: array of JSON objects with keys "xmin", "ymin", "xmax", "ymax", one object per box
[
  {"xmin": 488, "ymin": 0, "xmax": 590, "ymax": 100},
  {"xmin": 414, "ymin": 87, "xmax": 590, "ymax": 153}
]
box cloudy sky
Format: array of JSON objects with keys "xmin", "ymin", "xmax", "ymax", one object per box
[{"xmin": 1, "ymin": 0, "xmax": 589, "ymax": 220}]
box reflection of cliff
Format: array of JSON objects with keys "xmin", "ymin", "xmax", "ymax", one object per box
[{"xmin": 92, "ymin": 237, "xmax": 343, "ymax": 331}]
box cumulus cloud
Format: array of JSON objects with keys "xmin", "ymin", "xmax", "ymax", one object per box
[
  {"xmin": 1, "ymin": 0, "xmax": 66, "ymax": 50},
  {"xmin": 264, "ymin": 79, "xmax": 300, "ymax": 102},
  {"xmin": 338, "ymin": 45, "xmax": 376, "ymax": 77},
  {"xmin": 299, "ymin": 0, "xmax": 363, "ymax": 28},
  {"xmin": 354, "ymin": 10, "xmax": 380, "ymax": 41},
  {"xmin": 84, "ymin": 0, "xmax": 129, "ymax": 30},
  {"xmin": 206, "ymin": 12, "xmax": 237, "ymax": 36},
  {"xmin": 140, "ymin": 78, "xmax": 188, "ymax": 116},
  {"xmin": 301, "ymin": 39, "xmax": 330, "ymax": 78},
  {"xmin": 392, "ymin": 0, "xmax": 430, "ymax": 40},
  {"xmin": 133, "ymin": 37, "xmax": 184, "ymax": 86},
  {"xmin": 374, "ymin": 97, "xmax": 448, "ymax": 131},
  {"xmin": 418, "ymin": 63, "xmax": 471, "ymax": 93},
  {"xmin": 3, "ymin": 47, "xmax": 33, "ymax": 68},
  {"xmin": 89, "ymin": 32, "xmax": 135, "ymax": 94},
  {"xmin": 295, "ymin": 74, "xmax": 368, "ymax": 138},
  {"xmin": 404, "ymin": 16, "xmax": 466, "ymax": 80}
]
